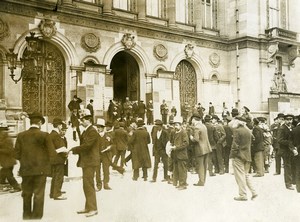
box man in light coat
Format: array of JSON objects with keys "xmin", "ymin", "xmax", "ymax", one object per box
[{"xmin": 189, "ymin": 114, "xmax": 212, "ymax": 186}]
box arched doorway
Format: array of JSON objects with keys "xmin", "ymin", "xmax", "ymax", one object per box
[
  {"xmin": 110, "ymin": 51, "xmax": 139, "ymax": 102},
  {"xmin": 22, "ymin": 41, "xmax": 66, "ymax": 122},
  {"xmin": 174, "ymin": 60, "xmax": 197, "ymax": 106}
]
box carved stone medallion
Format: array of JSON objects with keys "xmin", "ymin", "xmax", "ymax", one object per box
[
  {"xmin": 153, "ymin": 44, "xmax": 168, "ymax": 61},
  {"xmin": 184, "ymin": 44, "xmax": 194, "ymax": 59},
  {"xmin": 81, "ymin": 33, "xmax": 100, "ymax": 53},
  {"xmin": 0, "ymin": 18, "xmax": 10, "ymax": 41},
  {"xmin": 38, "ymin": 19, "xmax": 57, "ymax": 38},
  {"xmin": 121, "ymin": 33, "xmax": 136, "ymax": 50},
  {"xmin": 209, "ymin": 53, "xmax": 220, "ymax": 68}
]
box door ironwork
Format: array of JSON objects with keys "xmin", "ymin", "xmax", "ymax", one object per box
[
  {"xmin": 22, "ymin": 41, "xmax": 66, "ymax": 122},
  {"xmin": 174, "ymin": 60, "xmax": 197, "ymax": 106}
]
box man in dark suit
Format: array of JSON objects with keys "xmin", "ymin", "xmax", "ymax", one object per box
[
  {"xmin": 230, "ymin": 116, "xmax": 257, "ymax": 201},
  {"xmin": 170, "ymin": 117, "xmax": 189, "ymax": 190},
  {"xmin": 49, "ymin": 118, "xmax": 68, "ymax": 200},
  {"xmin": 70, "ymin": 110, "xmax": 100, "ymax": 217},
  {"xmin": 14, "ymin": 112, "xmax": 55, "ymax": 220},
  {"xmin": 150, "ymin": 119, "xmax": 169, "ymax": 182},
  {"xmin": 160, "ymin": 100, "xmax": 169, "ymax": 125},
  {"xmin": 68, "ymin": 95, "xmax": 82, "ymax": 115},
  {"xmin": 278, "ymin": 114, "xmax": 298, "ymax": 190},
  {"xmin": 86, "ymin": 99, "xmax": 94, "ymax": 123}
]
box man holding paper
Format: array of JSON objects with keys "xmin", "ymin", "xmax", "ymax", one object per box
[{"xmin": 49, "ymin": 118, "xmax": 68, "ymax": 200}]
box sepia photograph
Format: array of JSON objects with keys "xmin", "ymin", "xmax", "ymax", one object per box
[{"xmin": 0, "ymin": 0, "xmax": 300, "ymax": 221}]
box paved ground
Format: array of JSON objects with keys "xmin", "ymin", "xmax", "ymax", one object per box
[{"xmin": 1, "ymin": 127, "xmax": 299, "ymax": 222}]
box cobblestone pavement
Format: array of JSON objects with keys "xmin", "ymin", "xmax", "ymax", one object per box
[{"xmin": 0, "ymin": 127, "xmax": 299, "ymax": 222}]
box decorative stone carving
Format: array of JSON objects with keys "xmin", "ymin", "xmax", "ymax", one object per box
[
  {"xmin": 0, "ymin": 18, "xmax": 10, "ymax": 41},
  {"xmin": 121, "ymin": 33, "xmax": 136, "ymax": 50},
  {"xmin": 270, "ymin": 70, "xmax": 288, "ymax": 93},
  {"xmin": 267, "ymin": 43, "xmax": 278, "ymax": 65},
  {"xmin": 81, "ymin": 33, "xmax": 100, "ymax": 53},
  {"xmin": 287, "ymin": 46, "xmax": 299, "ymax": 68},
  {"xmin": 209, "ymin": 53, "xmax": 220, "ymax": 68},
  {"xmin": 38, "ymin": 19, "xmax": 57, "ymax": 38},
  {"xmin": 184, "ymin": 44, "xmax": 194, "ymax": 59},
  {"xmin": 153, "ymin": 44, "xmax": 168, "ymax": 61}
]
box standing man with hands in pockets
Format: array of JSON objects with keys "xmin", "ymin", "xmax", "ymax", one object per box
[{"xmin": 69, "ymin": 109, "xmax": 100, "ymax": 217}]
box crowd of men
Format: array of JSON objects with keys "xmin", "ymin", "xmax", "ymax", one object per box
[{"xmin": 1, "ymin": 96, "xmax": 300, "ymax": 219}]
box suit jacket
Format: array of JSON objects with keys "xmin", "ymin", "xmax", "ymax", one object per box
[
  {"xmin": 230, "ymin": 125, "xmax": 252, "ymax": 162},
  {"xmin": 278, "ymin": 124, "xmax": 295, "ymax": 155},
  {"xmin": 251, "ymin": 126, "xmax": 265, "ymax": 153},
  {"xmin": 152, "ymin": 128, "xmax": 169, "ymax": 156},
  {"xmin": 14, "ymin": 127, "xmax": 55, "ymax": 176},
  {"xmin": 72, "ymin": 125, "xmax": 100, "ymax": 168},
  {"xmin": 0, "ymin": 132, "xmax": 16, "ymax": 168},
  {"xmin": 173, "ymin": 129, "xmax": 189, "ymax": 160},
  {"xmin": 86, "ymin": 103, "xmax": 94, "ymax": 117},
  {"xmin": 191, "ymin": 124, "xmax": 212, "ymax": 157},
  {"xmin": 49, "ymin": 130, "xmax": 67, "ymax": 165},
  {"xmin": 114, "ymin": 127, "xmax": 128, "ymax": 151},
  {"xmin": 205, "ymin": 122, "xmax": 217, "ymax": 149}
]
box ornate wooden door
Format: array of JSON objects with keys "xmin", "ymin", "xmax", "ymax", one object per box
[
  {"xmin": 174, "ymin": 60, "xmax": 197, "ymax": 106},
  {"xmin": 22, "ymin": 42, "xmax": 66, "ymax": 122}
]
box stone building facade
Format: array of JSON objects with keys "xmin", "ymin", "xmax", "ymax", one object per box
[{"xmin": 0, "ymin": 0, "xmax": 300, "ymax": 127}]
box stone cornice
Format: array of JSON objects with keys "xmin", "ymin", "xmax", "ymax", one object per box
[{"xmin": 1, "ymin": 0, "xmax": 298, "ymax": 51}]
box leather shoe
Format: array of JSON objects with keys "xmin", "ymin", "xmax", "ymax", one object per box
[
  {"xmin": 193, "ymin": 183, "xmax": 204, "ymax": 186},
  {"xmin": 54, "ymin": 195, "xmax": 67, "ymax": 200},
  {"xmin": 210, "ymin": 173, "xmax": 216, "ymax": 177},
  {"xmin": 61, "ymin": 191, "xmax": 66, "ymax": 194},
  {"xmin": 77, "ymin": 209, "xmax": 89, "ymax": 214},
  {"xmin": 253, "ymin": 174, "xmax": 263, "ymax": 177},
  {"xmin": 85, "ymin": 210, "xmax": 98, "ymax": 217},
  {"xmin": 150, "ymin": 180, "xmax": 156, "ymax": 183},
  {"xmin": 286, "ymin": 186, "xmax": 294, "ymax": 190},
  {"xmin": 161, "ymin": 179, "xmax": 168, "ymax": 182},
  {"xmin": 234, "ymin": 196, "xmax": 248, "ymax": 201},
  {"xmin": 251, "ymin": 194, "xmax": 258, "ymax": 200},
  {"xmin": 104, "ymin": 185, "xmax": 112, "ymax": 190},
  {"xmin": 273, "ymin": 173, "xmax": 280, "ymax": 175},
  {"xmin": 177, "ymin": 186, "xmax": 187, "ymax": 190}
]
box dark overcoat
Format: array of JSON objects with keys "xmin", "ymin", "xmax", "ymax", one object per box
[
  {"xmin": 114, "ymin": 127, "xmax": 129, "ymax": 151},
  {"xmin": 0, "ymin": 131, "xmax": 16, "ymax": 168},
  {"xmin": 173, "ymin": 129, "xmax": 189, "ymax": 160},
  {"xmin": 277, "ymin": 124, "xmax": 294, "ymax": 155},
  {"xmin": 128, "ymin": 127, "xmax": 151, "ymax": 169},
  {"xmin": 14, "ymin": 127, "xmax": 55, "ymax": 176},
  {"xmin": 251, "ymin": 125, "xmax": 265, "ymax": 153},
  {"xmin": 72, "ymin": 125, "xmax": 100, "ymax": 168},
  {"xmin": 49, "ymin": 130, "xmax": 67, "ymax": 165}
]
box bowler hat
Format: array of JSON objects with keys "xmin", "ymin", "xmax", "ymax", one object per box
[
  {"xmin": 136, "ymin": 118, "xmax": 145, "ymax": 126},
  {"xmin": 52, "ymin": 118, "xmax": 64, "ymax": 125},
  {"xmin": 276, "ymin": 113, "xmax": 285, "ymax": 119},
  {"xmin": 211, "ymin": 114, "xmax": 220, "ymax": 120},
  {"xmin": 154, "ymin": 119, "xmax": 163, "ymax": 125},
  {"xmin": 236, "ymin": 116, "xmax": 247, "ymax": 123},
  {"xmin": 257, "ymin": 117, "xmax": 266, "ymax": 122},
  {"xmin": 284, "ymin": 114, "xmax": 294, "ymax": 119},
  {"xmin": 79, "ymin": 109, "xmax": 92, "ymax": 120},
  {"xmin": 204, "ymin": 115, "xmax": 212, "ymax": 122},
  {"xmin": 28, "ymin": 111, "xmax": 45, "ymax": 124},
  {"xmin": 190, "ymin": 113, "xmax": 202, "ymax": 121},
  {"xmin": 95, "ymin": 118, "xmax": 105, "ymax": 127}
]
